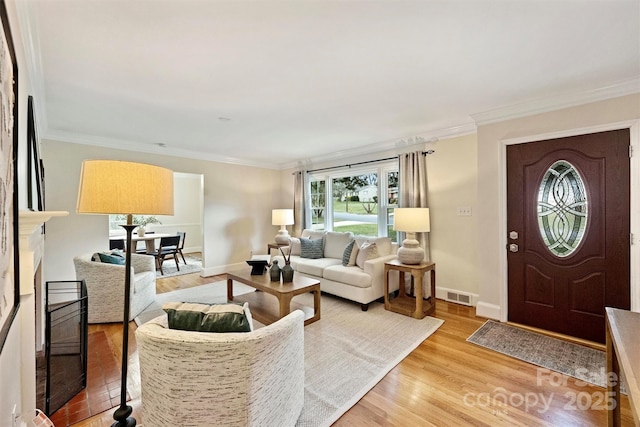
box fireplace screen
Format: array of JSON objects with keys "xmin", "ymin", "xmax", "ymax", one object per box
[{"xmin": 45, "ymin": 280, "xmax": 88, "ymax": 415}]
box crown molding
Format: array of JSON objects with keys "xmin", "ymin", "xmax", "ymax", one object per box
[
  {"xmin": 43, "ymin": 129, "xmax": 282, "ymax": 170},
  {"xmin": 14, "ymin": 0, "xmax": 49, "ymax": 135},
  {"xmin": 280, "ymin": 122, "xmax": 477, "ymax": 170},
  {"xmin": 471, "ymin": 77, "xmax": 640, "ymax": 126}
]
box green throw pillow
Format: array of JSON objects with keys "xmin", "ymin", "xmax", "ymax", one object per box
[
  {"xmin": 96, "ymin": 251, "xmax": 125, "ymax": 265},
  {"xmin": 163, "ymin": 301, "xmax": 253, "ymax": 333}
]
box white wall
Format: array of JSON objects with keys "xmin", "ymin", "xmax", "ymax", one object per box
[
  {"xmin": 40, "ymin": 140, "xmax": 283, "ymax": 282},
  {"xmin": 140, "ymin": 172, "xmax": 204, "ymax": 254},
  {"xmin": 476, "ymin": 93, "xmax": 640, "ymax": 319}
]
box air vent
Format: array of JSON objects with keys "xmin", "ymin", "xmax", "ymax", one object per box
[{"xmin": 445, "ymin": 290, "xmax": 472, "ymax": 306}]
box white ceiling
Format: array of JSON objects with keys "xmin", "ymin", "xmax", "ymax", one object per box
[{"xmin": 17, "ymin": 0, "xmax": 640, "ymax": 169}]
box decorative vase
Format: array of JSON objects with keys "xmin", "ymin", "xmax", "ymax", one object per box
[
  {"xmin": 281, "ymin": 262, "xmax": 294, "ymax": 282},
  {"xmin": 137, "ymin": 227, "xmax": 145, "ymax": 237},
  {"xmin": 270, "ymin": 260, "xmax": 281, "ymax": 282}
]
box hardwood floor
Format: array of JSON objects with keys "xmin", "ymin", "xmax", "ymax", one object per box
[{"xmin": 71, "ymin": 272, "xmax": 633, "ymax": 426}]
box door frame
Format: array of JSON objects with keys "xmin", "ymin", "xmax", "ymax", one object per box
[{"xmin": 499, "ymin": 119, "xmax": 640, "ymax": 322}]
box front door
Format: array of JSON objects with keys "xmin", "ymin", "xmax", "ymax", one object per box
[{"xmin": 506, "ymin": 129, "xmax": 630, "ymax": 343}]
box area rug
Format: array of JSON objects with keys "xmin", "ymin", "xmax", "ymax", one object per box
[
  {"xmin": 134, "ymin": 280, "xmax": 443, "ymax": 426},
  {"xmin": 155, "ymin": 254, "xmax": 202, "ymax": 278},
  {"xmin": 467, "ymin": 320, "xmax": 626, "ymax": 392}
]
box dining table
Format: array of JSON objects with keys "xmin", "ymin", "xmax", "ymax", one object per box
[{"xmin": 109, "ymin": 232, "xmax": 174, "ymax": 253}]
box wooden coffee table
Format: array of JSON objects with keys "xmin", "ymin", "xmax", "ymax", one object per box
[{"xmin": 227, "ymin": 268, "xmax": 321, "ymax": 326}]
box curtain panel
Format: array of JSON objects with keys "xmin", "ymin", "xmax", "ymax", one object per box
[{"xmin": 398, "ymin": 151, "xmax": 430, "ymax": 261}]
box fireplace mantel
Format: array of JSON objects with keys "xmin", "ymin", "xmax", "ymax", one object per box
[{"xmin": 18, "ymin": 210, "xmax": 68, "ymax": 295}]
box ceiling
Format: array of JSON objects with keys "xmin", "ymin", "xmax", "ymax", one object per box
[{"xmin": 16, "ymin": 0, "xmax": 640, "ymax": 169}]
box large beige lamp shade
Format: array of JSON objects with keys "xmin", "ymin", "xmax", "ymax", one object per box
[
  {"xmin": 77, "ymin": 160, "xmax": 174, "ymax": 217},
  {"xmin": 393, "ymin": 207, "xmax": 430, "ymax": 264},
  {"xmin": 76, "ymin": 160, "xmax": 173, "ymax": 427},
  {"xmin": 272, "ymin": 208, "xmax": 294, "ymax": 244}
]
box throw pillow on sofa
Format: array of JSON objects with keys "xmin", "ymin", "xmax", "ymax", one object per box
[
  {"xmin": 324, "ymin": 231, "xmax": 354, "ymax": 259},
  {"xmin": 342, "ymin": 240, "xmax": 358, "ymax": 266},
  {"xmin": 289, "ymin": 237, "xmax": 302, "ymax": 256},
  {"xmin": 92, "ymin": 250, "xmax": 126, "ymax": 265},
  {"xmin": 163, "ymin": 301, "xmax": 253, "ymax": 333},
  {"xmin": 356, "ymin": 242, "xmax": 379, "ymax": 269},
  {"xmin": 300, "ymin": 237, "xmax": 324, "ymax": 259}
]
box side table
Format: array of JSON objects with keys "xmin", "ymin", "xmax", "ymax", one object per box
[
  {"xmin": 384, "ymin": 259, "xmax": 436, "ymax": 319},
  {"xmin": 267, "ymin": 242, "xmax": 289, "ymax": 256}
]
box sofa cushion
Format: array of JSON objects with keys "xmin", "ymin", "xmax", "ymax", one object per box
[
  {"xmin": 163, "ymin": 301, "xmax": 253, "ymax": 333},
  {"xmin": 300, "ymin": 237, "xmax": 324, "ymax": 259},
  {"xmin": 323, "ymin": 265, "xmax": 372, "ymax": 288},
  {"xmin": 356, "ymin": 242, "xmax": 379, "ymax": 269},
  {"xmin": 295, "ymin": 257, "xmax": 341, "ymax": 277},
  {"xmin": 289, "ymin": 237, "xmax": 301, "ymax": 256},
  {"xmin": 366, "ymin": 237, "xmax": 393, "ymax": 256},
  {"xmin": 324, "ymin": 231, "xmax": 354, "ymax": 259},
  {"xmin": 301, "ymin": 229, "xmax": 325, "ymax": 240},
  {"xmin": 342, "ymin": 240, "xmax": 357, "ymax": 266}
]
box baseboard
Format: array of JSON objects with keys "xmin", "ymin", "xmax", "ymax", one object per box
[
  {"xmin": 202, "ymin": 261, "xmax": 245, "ymax": 277},
  {"xmin": 475, "ymin": 301, "xmax": 501, "ymax": 320}
]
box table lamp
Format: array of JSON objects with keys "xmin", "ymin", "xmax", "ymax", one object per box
[
  {"xmin": 77, "ymin": 160, "xmax": 174, "ymax": 427},
  {"xmin": 393, "ymin": 207, "xmax": 430, "ymax": 264},
  {"xmin": 272, "ymin": 208, "xmax": 294, "ymax": 244}
]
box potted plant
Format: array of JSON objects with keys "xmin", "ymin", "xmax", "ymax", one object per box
[{"xmin": 114, "ymin": 215, "xmax": 162, "ymax": 236}]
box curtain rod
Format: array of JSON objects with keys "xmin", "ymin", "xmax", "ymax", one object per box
[{"xmin": 300, "ymin": 150, "xmax": 435, "ymax": 174}]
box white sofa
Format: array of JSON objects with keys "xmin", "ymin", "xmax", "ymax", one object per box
[
  {"xmin": 273, "ymin": 229, "xmax": 400, "ymax": 310},
  {"xmin": 73, "ymin": 252, "xmax": 156, "ymax": 323},
  {"xmin": 135, "ymin": 310, "xmax": 305, "ymax": 427}
]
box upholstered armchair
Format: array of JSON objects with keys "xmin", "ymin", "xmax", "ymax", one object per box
[
  {"xmin": 73, "ymin": 253, "xmax": 156, "ymax": 323},
  {"xmin": 135, "ymin": 310, "xmax": 305, "ymax": 427}
]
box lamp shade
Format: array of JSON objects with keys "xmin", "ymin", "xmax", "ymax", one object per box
[
  {"xmin": 272, "ymin": 209, "xmax": 294, "ymax": 226},
  {"xmin": 77, "ymin": 160, "xmax": 174, "ymax": 215},
  {"xmin": 393, "ymin": 208, "xmax": 430, "ymax": 232}
]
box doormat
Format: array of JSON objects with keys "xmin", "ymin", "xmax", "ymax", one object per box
[
  {"xmin": 467, "ymin": 320, "xmax": 626, "ymax": 392},
  {"xmin": 47, "ymin": 330, "xmax": 129, "ymax": 426}
]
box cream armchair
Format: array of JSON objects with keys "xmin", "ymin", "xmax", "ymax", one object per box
[
  {"xmin": 73, "ymin": 253, "xmax": 156, "ymax": 323},
  {"xmin": 135, "ymin": 310, "xmax": 305, "ymax": 427}
]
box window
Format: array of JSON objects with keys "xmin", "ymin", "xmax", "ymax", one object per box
[
  {"xmin": 537, "ymin": 160, "xmax": 588, "ymax": 257},
  {"xmin": 310, "ymin": 180, "xmax": 326, "ymax": 231},
  {"xmin": 308, "ymin": 161, "xmax": 398, "ymax": 239}
]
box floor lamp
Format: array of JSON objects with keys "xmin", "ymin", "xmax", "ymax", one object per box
[{"xmin": 77, "ymin": 160, "xmax": 174, "ymax": 427}]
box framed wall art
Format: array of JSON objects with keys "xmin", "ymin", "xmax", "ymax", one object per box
[
  {"xmin": 0, "ymin": 0, "xmax": 20, "ymax": 353},
  {"xmin": 27, "ymin": 95, "xmax": 44, "ymax": 211}
]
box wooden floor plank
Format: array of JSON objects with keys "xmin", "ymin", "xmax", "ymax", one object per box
[{"xmin": 71, "ymin": 268, "xmax": 633, "ymax": 426}]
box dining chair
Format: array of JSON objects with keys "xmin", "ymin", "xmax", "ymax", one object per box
[
  {"xmin": 109, "ymin": 239, "xmax": 125, "ymax": 251},
  {"xmin": 176, "ymin": 231, "xmax": 187, "ymax": 264},
  {"xmin": 149, "ymin": 235, "xmax": 181, "ymax": 275}
]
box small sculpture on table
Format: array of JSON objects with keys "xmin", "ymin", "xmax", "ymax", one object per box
[{"xmin": 280, "ymin": 247, "xmax": 294, "ymax": 282}]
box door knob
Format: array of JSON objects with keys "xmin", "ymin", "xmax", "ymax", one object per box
[{"xmin": 509, "ymin": 243, "xmax": 519, "ymax": 253}]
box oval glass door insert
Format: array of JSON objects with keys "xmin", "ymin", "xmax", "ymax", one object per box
[{"xmin": 537, "ymin": 160, "xmax": 588, "ymax": 257}]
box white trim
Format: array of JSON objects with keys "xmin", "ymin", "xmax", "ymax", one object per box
[
  {"xmin": 14, "ymin": 0, "xmax": 49, "ymax": 134},
  {"xmin": 472, "ymin": 77, "xmax": 640, "ymax": 125},
  {"xmin": 202, "ymin": 261, "xmax": 246, "ymax": 277},
  {"xmin": 499, "ymin": 120, "xmax": 640, "ymax": 322},
  {"xmin": 282, "ymin": 122, "xmax": 477, "ymax": 170},
  {"xmin": 475, "ymin": 302, "xmax": 501, "ymax": 320}
]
